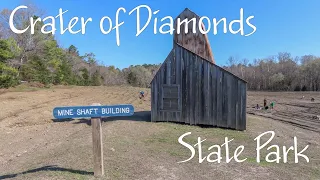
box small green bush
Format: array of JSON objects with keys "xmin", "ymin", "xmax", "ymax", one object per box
[{"xmin": 0, "ymin": 63, "xmax": 19, "ymax": 88}]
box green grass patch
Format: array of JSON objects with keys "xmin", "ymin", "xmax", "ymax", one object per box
[
  {"xmin": 311, "ymin": 168, "xmax": 320, "ymax": 180},
  {"xmin": 246, "ymin": 157, "xmax": 272, "ymax": 166},
  {"xmin": 143, "ymin": 122, "xmax": 252, "ymax": 160},
  {"xmin": 10, "ymin": 84, "xmax": 41, "ymax": 92}
]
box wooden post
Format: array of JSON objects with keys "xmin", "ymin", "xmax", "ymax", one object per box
[{"xmin": 91, "ymin": 103, "xmax": 104, "ymax": 177}]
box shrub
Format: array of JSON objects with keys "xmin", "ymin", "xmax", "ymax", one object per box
[
  {"xmin": 0, "ymin": 63, "xmax": 19, "ymax": 88},
  {"xmin": 301, "ymin": 86, "xmax": 307, "ymax": 91},
  {"xmin": 294, "ymin": 86, "xmax": 301, "ymax": 91}
]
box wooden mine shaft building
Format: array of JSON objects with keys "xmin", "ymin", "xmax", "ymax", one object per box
[{"xmin": 150, "ymin": 8, "xmax": 247, "ymax": 131}]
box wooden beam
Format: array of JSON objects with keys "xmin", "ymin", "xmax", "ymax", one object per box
[{"xmin": 91, "ymin": 103, "xmax": 104, "ymax": 177}]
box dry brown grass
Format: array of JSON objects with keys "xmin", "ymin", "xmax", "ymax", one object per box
[{"xmin": 0, "ymin": 86, "xmax": 319, "ymax": 180}]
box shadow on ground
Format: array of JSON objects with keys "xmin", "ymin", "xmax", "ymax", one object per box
[
  {"xmin": 52, "ymin": 111, "xmax": 151, "ymax": 126},
  {"xmin": 0, "ymin": 165, "xmax": 93, "ymax": 180},
  {"xmin": 51, "ymin": 111, "xmax": 244, "ymax": 131}
]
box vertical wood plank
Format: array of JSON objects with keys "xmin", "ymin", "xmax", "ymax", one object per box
[
  {"xmin": 217, "ymin": 69, "xmax": 223, "ymax": 127},
  {"xmin": 178, "ymin": 46, "xmax": 186, "ymax": 123},
  {"xmin": 239, "ymin": 83, "xmax": 244, "ymax": 130},
  {"xmin": 176, "ymin": 46, "xmax": 181, "ymax": 86},
  {"xmin": 236, "ymin": 80, "xmax": 241, "ymax": 130},
  {"xmin": 205, "ymin": 62, "xmax": 211, "ymax": 125},
  {"xmin": 184, "ymin": 47, "xmax": 190, "ymax": 124},
  {"xmin": 211, "ymin": 65, "xmax": 217, "ymax": 126},
  {"xmin": 221, "ymin": 73, "xmax": 228, "ymax": 128},
  {"xmin": 154, "ymin": 78, "xmax": 157, "ymax": 122},
  {"xmin": 187, "ymin": 48, "xmax": 191, "ymax": 125},
  {"xmin": 226, "ymin": 75, "xmax": 233, "ymax": 128},
  {"xmin": 190, "ymin": 53, "xmax": 196, "ymax": 125},
  {"xmin": 167, "ymin": 56, "xmax": 171, "ymax": 85},
  {"xmin": 151, "ymin": 83, "xmax": 154, "ymax": 122},
  {"xmin": 176, "ymin": 47, "xmax": 182, "ymax": 123},
  {"xmin": 229, "ymin": 76, "xmax": 236, "ymax": 129},
  {"xmin": 242, "ymin": 83, "xmax": 247, "ymax": 130},
  {"xmin": 91, "ymin": 103, "xmax": 104, "ymax": 177},
  {"xmin": 157, "ymin": 68, "xmax": 162, "ymax": 122},
  {"xmin": 163, "ymin": 62, "xmax": 167, "ymax": 85},
  {"xmin": 205, "ymin": 61, "xmax": 209, "ymax": 125},
  {"xmin": 198, "ymin": 59, "xmax": 204, "ymax": 124},
  {"xmin": 194, "ymin": 56, "xmax": 200, "ymax": 125},
  {"xmin": 171, "ymin": 51, "xmax": 176, "ymax": 84}
]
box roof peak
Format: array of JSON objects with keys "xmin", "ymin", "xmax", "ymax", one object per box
[{"xmin": 173, "ymin": 8, "xmax": 215, "ymax": 63}]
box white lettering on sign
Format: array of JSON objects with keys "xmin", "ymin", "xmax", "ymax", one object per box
[
  {"xmin": 57, "ymin": 109, "xmax": 74, "ymax": 116},
  {"xmin": 77, "ymin": 108, "xmax": 99, "ymax": 115},
  {"xmin": 102, "ymin": 107, "xmax": 130, "ymax": 115}
]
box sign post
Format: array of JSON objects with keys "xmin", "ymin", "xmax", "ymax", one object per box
[
  {"xmin": 91, "ymin": 103, "xmax": 104, "ymax": 177},
  {"xmin": 53, "ymin": 103, "xmax": 134, "ymax": 177}
]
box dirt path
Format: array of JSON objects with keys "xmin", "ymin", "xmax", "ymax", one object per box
[{"xmin": 0, "ymin": 87, "xmax": 319, "ymax": 180}]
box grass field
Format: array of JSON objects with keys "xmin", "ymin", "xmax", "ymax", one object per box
[{"xmin": 0, "ymin": 85, "xmax": 319, "ymax": 180}]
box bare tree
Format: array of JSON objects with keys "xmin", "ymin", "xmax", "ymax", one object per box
[{"xmin": 0, "ymin": 1, "xmax": 47, "ymax": 64}]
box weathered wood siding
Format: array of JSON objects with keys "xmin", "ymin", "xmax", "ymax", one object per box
[
  {"xmin": 151, "ymin": 44, "xmax": 247, "ymax": 131},
  {"xmin": 173, "ymin": 8, "xmax": 214, "ymax": 63},
  {"xmin": 151, "ymin": 49, "xmax": 183, "ymax": 123}
]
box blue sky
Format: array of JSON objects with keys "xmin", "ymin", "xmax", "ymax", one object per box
[{"xmin": 1, "ymin": 0, "xmax": 320, "ymax": 69}]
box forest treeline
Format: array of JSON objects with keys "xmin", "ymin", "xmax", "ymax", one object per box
[
  {"xmin": 0, "ymin": 3, "xmax": 160, "ymax": 89},
  {"xmin": 0, "ymin": 3, "xmax": 319, "ymax": 91},
  {"xmin": 224, "ymin": 53, "xmax": 320, "ymax": 91}
]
